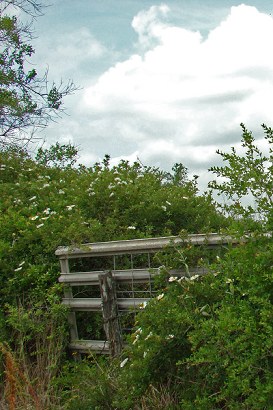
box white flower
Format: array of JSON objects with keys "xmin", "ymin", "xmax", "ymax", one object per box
[
  {"xmin": 127, "ymin": 226, "xmax": 136, "ymax": 230},
  {"xmin": 145, "ymin": 332, "xmax": 153, "ymax": 340},
  {"xmin": 166, "ymin": 334, "xmax": 174, "ymax": 340},
  {"xmin": 30, "ymin": 215, "xmax": 39, "ymax": 220},
  {"xmin": 36, "ymin": 223, "xmax": 44, "ymax": 229},
  {"xmin": 168, "ymin": 276, "xmax": 178, "ymax": 282},
  {"xmin": 190, "ymin": 274, "xmax": 200, "ymax": 281},
  {"xmin": 66, "ymin": 205, "xmax": 76, "ymax": 211},
  {"xmin": 161, "ymin": 205, "xmax": 167, "ymax": 211},
  {"xmin": 157, "ymin": 293, "xmax": 164, "ymax": 301},
  {"xmin": 59, "ymin": 189, "xmax": 65, "ymax": 194},
  {"xmin": 133, "ymin": 334, "xmax": 140, "ymax": 345},
  {"xmin": 166, "ymin": 201, "xmax": 171, "ymax": 205},
  {"xmin": 182, "ymin": 196, "xmax": 189, "ymax": 200},
  {"xmin": 135, "ymin": 327, "xmax": 142, "ymax": 334},
  {"xmin": 43, "ymin": 208, "xmax": 51, "ymax": 214},
  {"xmin": 143, "ymin": 351, "xmax": 148, "ymax": 358},
  {"xmin": 120, "ymin": 358, "xmax": 129, "ymax": 368},
  {"xmin": 43, "ymin": 183, "xmax": 50, "ymax": 188},
  {"xmin": 109, "ymin": 192, "xmax": 114, "ymax": 198},
  {"xmin": 139, "ymin": 301, "xmax": 147, "ymax": 309},
  {"xmin": 226, "ymin": 278, "xmax": 233, "ymax": 284},
  {"xmin": 14, "ymin": 266, "xmax": 22, "ymax": 272},
  {"xmin": 29, "ymin": 196, "xmax": 37, "ymax": 201},
  {"xmin": 177, "ymin": 277, "xmax": 186, "ymax": 284}
]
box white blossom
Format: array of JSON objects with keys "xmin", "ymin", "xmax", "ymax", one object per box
[
  {"xmin": 145, "ymin": 332, "xmax": 153, "ymax": 340},
  {"xmin": 168, "ymin": 276, "xmax": 178, "ymax": 282},
  {"xmin": 127, "ymin": 226, "xmax": 136, "ymax": 230},
  {"xmin": 139, "ymin": 301, "xmax": 147, "ymax": 309},
  {"xmin": 66, "ymin": 205, "xmax": 76, "ymax": 211},
  {"xmin": 29, "ymin": 196, "xmax": 37, "ymax": 201},
  {"xmin": 157, "ymin": 293, "xmax": 164, "ymax": 301},
  {"xmin": 135, "ymin": 327, "xmax": 142, "ymax": 334},
  {"xmin": 161, "ymin": 205, "xmax": 167, "ymax": 211},
  {"xmin": 36, "ymin": 223, "xmax": 44, "ymax": 229},
  {"xmin": 59, "ymin": 189, "xmax": 65, "ymax": 194},
  {"xmin": 133, "ymin": 334, "xmax": 140, "ymax": 345},
  {"xmin": 120, "ymin": 358, "xmax": 129, "ymax": 368},
  {"xmin": 30, "ymin": 215, "xmax": 39, "ymax": 220},
  {"xmin": 190, "ymin": 274, "xmax": 200, "ymax": 281},
  {"xmin": 43, "ymin": 208, "xmax": 51, "ymax": 214}
]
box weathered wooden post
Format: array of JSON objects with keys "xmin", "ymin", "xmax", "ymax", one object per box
[{"xmin": 99, "ymin": 271, "xmax": 123, "ymax": 357}]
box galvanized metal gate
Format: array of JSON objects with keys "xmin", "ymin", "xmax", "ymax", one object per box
[{"xmin": 56, "ymin": 234, "xmax": 235, "ymax": 356}]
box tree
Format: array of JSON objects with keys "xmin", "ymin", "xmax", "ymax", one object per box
[
  {"xmin": 209, "ymin": 123, "xmax": 273, "ymax": 231},
  {"xmin": 0, "ymin": 0, "xmax": 77, "ymax": 146}
]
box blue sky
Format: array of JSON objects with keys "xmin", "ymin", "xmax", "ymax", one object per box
[{"xmin": 29, "ymin": 1, "xmax": 273, "ymax": 189}]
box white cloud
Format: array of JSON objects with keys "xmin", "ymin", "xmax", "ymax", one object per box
[
  {"xmin": 78, "ymin": 4, "xmax": 273, "ymax": 188},
  {"xmin": 32, "ymin": 27, "xmax": 107, "ymax": 80}
]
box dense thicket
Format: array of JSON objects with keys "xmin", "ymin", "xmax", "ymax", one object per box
[
  {"xmin": 1, "ymin": 124, "xmax": 272, "ymax": 409},
  {"xmin": 0, "ymin": 143, "xmax": 225, "ymax": 407}
]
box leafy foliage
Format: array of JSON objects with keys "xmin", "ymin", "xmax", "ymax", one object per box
[
  {"xmin": 2, "ymin": 123, "xmax": 273, "ymax": 409},
  {"xmin": 209, "ymin": 123, "xmax": 273, "ymax": 230},
  {"xmin": 86, "ymin": 124, "xmax": 273, "ymax": 409},
  {"xmin": 0, "ymin": 0, "xmax": 77, "ymax": 145}
]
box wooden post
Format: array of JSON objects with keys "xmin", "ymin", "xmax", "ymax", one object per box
[{"xmin": 99, "ymin": 271, "xmax": 123, "ymax": 357}]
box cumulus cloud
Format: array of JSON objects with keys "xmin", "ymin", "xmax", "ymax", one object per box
[
  {"xmin": 77, "ymin": 4, "xmax": 273, "ymax": 187},
  {"xmin": 32, "ymin": 27, "xmax": 107, "ymax": 80}
]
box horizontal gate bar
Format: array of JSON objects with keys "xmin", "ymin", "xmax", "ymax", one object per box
[
  {"xmin": 62, "ymin": 297, "xmax": 151, "ymax": 311},
  {"xmin": 56, "ymin": 233, "xmax": 238, "ymax": 259}
]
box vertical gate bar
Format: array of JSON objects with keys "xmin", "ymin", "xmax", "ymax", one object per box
[{"xmin": 60, "ymin": 258, "xmax": 79, "ymax": 343}]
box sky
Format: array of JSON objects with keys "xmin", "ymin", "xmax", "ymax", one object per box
[{"xmin": 29, "ymin": 0, "xmax": 273, "ymax": 189}]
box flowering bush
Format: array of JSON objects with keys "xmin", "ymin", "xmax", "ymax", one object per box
[{"xmin": 0, "ymin": 144, "xmax": 225, "ymax": 407}]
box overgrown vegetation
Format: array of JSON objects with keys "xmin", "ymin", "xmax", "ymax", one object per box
[
  {"xmin": 0, "ymin": 141, "xmax": 224, "ymax": 408},
  {"xmin": 0, "ymin": 123, "xmax": 272, "ymax": 409}
]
